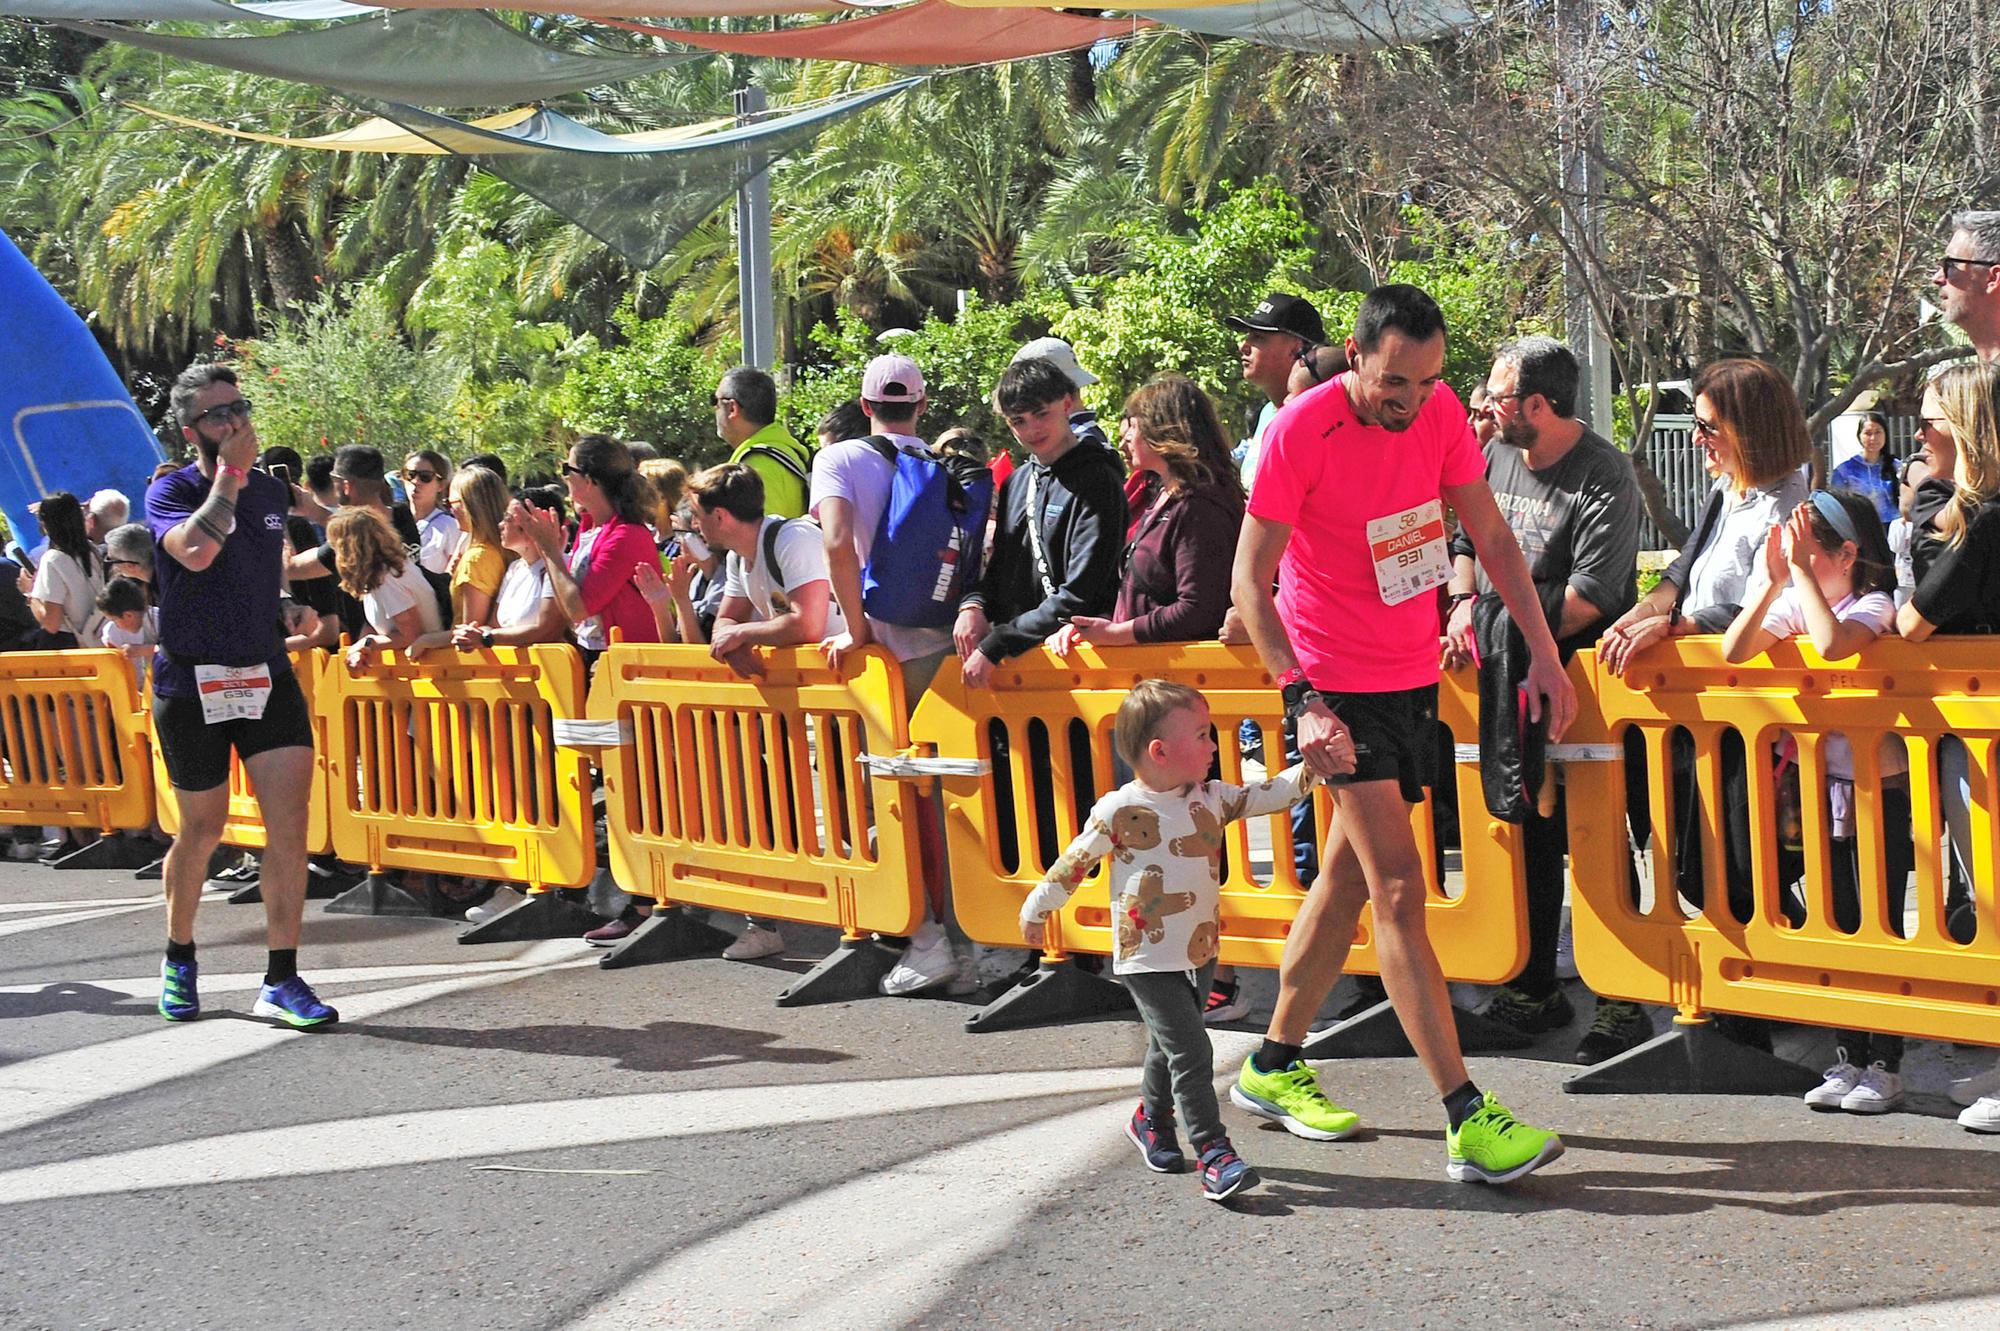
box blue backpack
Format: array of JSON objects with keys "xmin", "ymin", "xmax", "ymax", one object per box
[{"xmin": 859, "ymin": 435, "xmax": 994, "ymax": 629}]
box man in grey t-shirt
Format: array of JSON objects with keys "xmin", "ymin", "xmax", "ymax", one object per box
[{"xmin": 1441, "ymin": 335, "xmax": 1642, "ymax": 1057}]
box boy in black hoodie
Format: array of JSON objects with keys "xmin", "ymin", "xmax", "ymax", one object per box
[{"xmin": 954, "ymin": 356, "xmax": 1128, "ymax": 686}]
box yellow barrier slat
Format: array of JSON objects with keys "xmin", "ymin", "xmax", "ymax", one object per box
[{"xmin": 0, "ymin": 648, "xmax": 151, "ymax": 831}]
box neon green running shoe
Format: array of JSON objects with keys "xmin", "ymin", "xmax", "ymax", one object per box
[
  {"xmin": 1230, "ymin": 1057, "xmax": 1361, "ymax": 1141},
  {"xmin": 1446, "ymin": 1093, "xmax": 1564, "ymax": 1183}
]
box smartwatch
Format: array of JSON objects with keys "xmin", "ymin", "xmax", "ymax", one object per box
[
  {"xmin": 480, "ymin": 629, "xmax": 495, "ymax": 649},
  {"xmin": 1447, "ymin": 591, "xmax": 1477, "ymax": 608},
  {"xmin": 1282, "ymin": 680, "xmax": 1326, "ymax": 719}
]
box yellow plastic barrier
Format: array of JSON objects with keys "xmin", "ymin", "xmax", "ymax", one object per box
[
  {"xmin": 0, "ymin": 649, "xmax": 152, "ymax": 832},
  {"xmin": 1567, "ymin": 637, "xmax": 2000, "ymax": 1047},
  {"xmin": 151, "ymin": 651, "xmax": 332, "ymax": 855},
  {"xmin": 323, "ymin": 644, "xmax": 594, "ymax": 889},
  {"xmin": 585, "ymin": 642, "xmax": 925, "ymax": 938},
  {"xmin": 909, "ymin": 642, "xmax": 1539, "ymax": 984}
]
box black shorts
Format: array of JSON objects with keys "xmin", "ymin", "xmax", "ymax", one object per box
[
  {"xmin": 1317, "ymin": 683, "xmax": 1439, "ymax": 806},
  {"xmin": 154, "ymin": 670, "xmax": 315, "ymax": 793}
]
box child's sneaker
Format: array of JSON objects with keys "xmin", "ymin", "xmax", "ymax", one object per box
[
  {"xmin": 1839, "ymin": 1063, "xmax": 1904, "ymax": 1114},
  {"xmin": 1195, "ymin": 1136, "xmax": 1256, "ymax": 1201},
  {"xmin": 1125, "ymin": 1102, "xmax": 1184, "ymax": 1173},
  {"xmin": 1804, "ymin": 1047, "xmax": 1862, "ymax": 1110},
  {"xmin": 1445, "ymin": 1093, "xmax": 1564, "ymax": 1184}
]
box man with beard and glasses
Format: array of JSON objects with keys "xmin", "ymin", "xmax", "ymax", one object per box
[
  {"xmin": 1227, "ymin": 285, "xmax": 1577, "ymax": 1185},
  {"xmin": 1440, "ymin": 336, "xmax": 1641, "ymax": 1058},
  {"xmin": 146, "ymin": 363, "xmax": 334, "ymax": 1029}
]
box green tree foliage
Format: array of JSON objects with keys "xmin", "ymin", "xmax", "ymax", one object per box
[
  {"xmin": 549, "ymin": 302, "xmax": 741, "ymax": 469},
  {"xmin": 230, "ymin": 286, "xmax": 458, "ymax": 463}
]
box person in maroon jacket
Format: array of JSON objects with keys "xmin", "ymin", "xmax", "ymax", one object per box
[{"xmin": 1050, "ymin": 373, "xmax": 1244, "ymax": 654}]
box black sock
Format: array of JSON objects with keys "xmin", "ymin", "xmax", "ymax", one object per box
[
  {"xmin": 264, "ymin": 949, "xmax": 298, "ymax": 986},
  {"xmin": 166, "ymin": 938, "xmax": 196, "ymax": 965},
  {"xmin": 1444, "ymin": 1081, "xmax": 1484, "ymax": 1129},
  {"xmin": 1253, "ymin": 1039, "xmax": 1303, "ymax": 1074}
]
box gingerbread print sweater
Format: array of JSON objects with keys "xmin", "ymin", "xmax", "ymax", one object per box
[{"xmin": 1018, "ymin": 764, "xmax": 1317, "ymax": 975}]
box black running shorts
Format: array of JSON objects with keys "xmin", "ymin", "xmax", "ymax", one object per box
[{"xmin": 153, "ymin": 670, "xmax": 314, "ymax": 793}]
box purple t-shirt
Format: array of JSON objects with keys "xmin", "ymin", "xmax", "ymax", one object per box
[{"xmin": 145, "ymin": 463, "xmax": 292, "ymax": 698}]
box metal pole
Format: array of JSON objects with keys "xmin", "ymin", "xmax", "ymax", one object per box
[
  {"xmin": 734, "ymin": 86, "xmax": 775, "ymax": 371},
  {"xmin": 1557, "ymin": 0, "xmax": 1614, "ymax": 435}
]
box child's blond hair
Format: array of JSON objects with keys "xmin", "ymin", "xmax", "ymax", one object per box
[{"xmin": 1114, "ymin": 678, "xmax": 1207, "ymax": 769}]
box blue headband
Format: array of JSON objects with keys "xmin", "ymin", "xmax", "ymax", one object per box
[{"xmin": 1809, "ymin": 489, "xmax": 1860, "ymax": 547}]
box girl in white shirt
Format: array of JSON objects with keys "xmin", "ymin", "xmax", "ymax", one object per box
[
  {"xmin": 27, "ymin": 491, "xmax": 106, "ymax": 647},
  {"xmin": 1724, "ymin": 489, "xmax": 1909, "ymax": 1114},
  {"xmin": 328, "ymin": 509, "xmax": 443, "ymax": 669}
]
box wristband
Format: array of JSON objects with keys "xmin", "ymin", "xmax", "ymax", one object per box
[
  {"xmin": 1275, "ymin": 665, "xmax": 1308, "ymax": 689},
  {"xmin": 217, "ymin": 464, "xmax": 247, "ymax": 482},
  {"xmin": 480, "ymin": 629, "xmax": 495, "ymax": 649}
]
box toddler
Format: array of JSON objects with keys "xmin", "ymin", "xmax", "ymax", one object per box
[
  {"xmin": 95, "ymin": 576, "xmax": 156, "ymax": 680},
  {"xmin": 1019, "ymin": 679, "xmax": 1318, "ymax": 1202}
]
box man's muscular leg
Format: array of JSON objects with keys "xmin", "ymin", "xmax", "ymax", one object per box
[
  {"xmin": 242, "ymin": 744, "xmax": 314, "ymax": 950},
  {"xmin": 163, "ymin": 783, "xmax": 230, "ymax": 945},
  {"xmin": 1265, "ymin": 816, "xmax": 1369, "ymax": 1047}
]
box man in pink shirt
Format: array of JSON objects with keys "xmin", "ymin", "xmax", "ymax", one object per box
[{"xmin": 1228, "ymin": 284, "xmax": 1579, "ymax": 1185}]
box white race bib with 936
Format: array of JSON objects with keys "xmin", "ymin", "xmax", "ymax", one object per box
[
  {"xmin": 1366, "ymin": 499, "xmax": 1452, "ymax": 606},
  {"xmin": 194, "ymin": 663, "xmax": 272, "ymax": 725}
]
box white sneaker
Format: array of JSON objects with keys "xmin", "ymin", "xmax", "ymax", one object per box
[
  {"xmin": 1804, "ymin": 1049, "xmax": 1861, "ymax": 1110},
  {"xmin": 1839, "ymin": 1063, "xmax": 1905, "ymax": 1114},
  {"xmin": 1949, "ymin": 1057, "xmax": 2000, "ymax": 1108},
  {"xmin": 7, "ymin": 839, "xmax": 43, "ymax": 862},
  {"xmin": 1555, "ymin": 911, "xmax": 1580, "ymax": 981},
  {"xmin": 879, "ymin": 921, "xmax": 954, "ymax": 996},
  {"xmin": 466, "ymin": 886, "xmax": 525, "ymax": 926},
  {"xmin": 1958, "ymin": 1094, "xmax": 2000, "ymax": 1134},
  {"xmin": 723, "ymin": 923, "xmax": 786, "ymax": 961}
]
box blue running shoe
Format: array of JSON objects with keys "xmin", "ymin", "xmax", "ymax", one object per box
[
  {"xmin": 159, "ymin": 956, "xmax": 199, "ymax": 1022},
  {"xmin": 1126, "ymin": 1102, "xmax": 1185, "ymax": 1173},
  {"xmin": 1196, "ymin": 1136, "xmax": 1256, "ymax": 1202},
  {"xmin": 252, "ymin": 975, "xmax": 338, "ymax": 1028}
]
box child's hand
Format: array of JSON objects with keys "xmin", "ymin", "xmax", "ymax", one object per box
[
  {"xmin": 1784, "ymin": 504, "xmax": 1816, "ymax": 573},
  {"xmin": 1760, "ymin": 522, "xmax": 1786, "ymax": 587},
  {"xmin": 1020, "ymin": 916, "xmax": 1046, "ymax": 949}
]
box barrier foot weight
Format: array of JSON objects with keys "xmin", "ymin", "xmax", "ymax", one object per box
[
  {"xmin": 963, "ymin": 960, "xmax": 1134, "ymax": 1034},
  {"xmin": 48, "ymin": 833, "xmax": 161, "ymax": 872},
  {"xmin": 1301, "ymin": 998, "xmax": 1532, "ymax": 1061},
  {"xmin": 1563, "ymin": 1020, "xmax": 1820, "ymax": 1096},
  {"xmin": 322, "ymin": 872, "xmax": 434, "ymax": 918},
  {"xmin": 598, "ymin": 907, "xmax": 736, "ymax": 970},
  {"xmin": 459, "ymin": 887, "xmax": 604, "ymax": 945},
  {"xmin": 774, "ymin": 936, "xmax": 902, "ymax": 1007}
]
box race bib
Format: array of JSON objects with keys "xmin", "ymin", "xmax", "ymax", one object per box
[
  {"xmin": 194, "ymin": 663, "xmax": 272, "ymax": 725},
  {"xmin": 1366, "ymin": 499, "xmax": 1452, "ymax": 606}
]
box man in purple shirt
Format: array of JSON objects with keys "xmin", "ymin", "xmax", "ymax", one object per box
[{"xmin": 147, "ymin": 363, "xmax": 335, "ymax": 1029}]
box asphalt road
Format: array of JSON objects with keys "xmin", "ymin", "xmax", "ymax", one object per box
[{"xmin": 4, "ymin": 857, "xmax": 2000, "ymax": 1331}]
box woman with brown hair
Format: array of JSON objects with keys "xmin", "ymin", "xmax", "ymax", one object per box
[
  {"xmin": 332, "ymin": 508, "xmax": 444, "ymax": 668},
  {"xmin": 1049, "ymin": 373, "xmax": 1245, "ymax": 652},
  {"xmin": 1599, "ymin": 357, "xmax": 1815, "ymax": 673}
]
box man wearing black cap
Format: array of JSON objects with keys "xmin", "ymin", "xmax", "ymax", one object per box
[{"xmin": 1226, "ymin": 292, "xmax": 1327, "ymax": 490}]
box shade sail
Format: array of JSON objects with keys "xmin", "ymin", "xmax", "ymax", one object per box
[
  {"xmin": 60, "ymin": 9, "xmax": 701, "ymax": 107},
  {"xmin": 130, "ymin": 102, "xmax": 736, "ymax": 151},
  {"xmin": 602, "ymin": 0, "xmax": 1147, "ymax": 65},
  {"xmin": 1131, "ymin": 0, "xmax": 1477, "ymax": 48},
  {"xmin": 363, "ymin": 79, "xmax": 919, "ymax": 268}
]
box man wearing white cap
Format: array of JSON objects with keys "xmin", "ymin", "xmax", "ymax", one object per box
[{"xmin": 811, "ymin": 352, "xmax": 966, "ymax": 996}]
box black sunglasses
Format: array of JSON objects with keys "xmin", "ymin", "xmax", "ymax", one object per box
[
  {"xmin": 192, "ymin": 398, "xmax": 252, "ymax": 428},
  {"xmin": 1941, "ymin": 255, "xmax": 2000, "ymax": 278},
  {"xmin": 403, "ymin": 468, "xmax": 438, "ymax": 485},
  {"xmin": 559, "ymin": 461, "xmax": 590, "ymax": 479}
]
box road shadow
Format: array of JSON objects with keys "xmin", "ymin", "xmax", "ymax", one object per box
[
  {"xmin": 0, "ymin": 982, "xmax": 150, "ymax": 1023},
  {"xmin": 338, "ymin": 1017, "xmax": 856, "ymax": 1073},
  {"xmin": 1229, "ymin": 1130, "xmax": 2000, "ymax": 1218}
]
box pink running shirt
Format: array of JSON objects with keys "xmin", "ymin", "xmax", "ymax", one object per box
[{"xmin": 1247, "ymin": 376, "xmax": 1484, "ymax": 692}]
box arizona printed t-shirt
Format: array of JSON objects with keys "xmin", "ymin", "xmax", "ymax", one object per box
[{"xmin": 1248, "ymin": 376, "xmax": 1485, "ymax": 692}]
